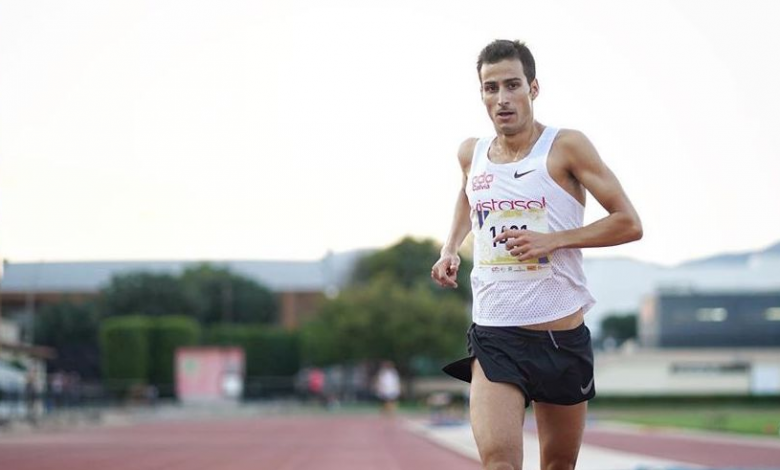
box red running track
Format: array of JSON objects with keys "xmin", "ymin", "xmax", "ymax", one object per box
[
  {"xmin": 584, "ymin": 425, "xmax": 780, "ymax": 468},
  {"xmin": 0, "ymin": 415, "xmax": 480, "ymax": 470}
]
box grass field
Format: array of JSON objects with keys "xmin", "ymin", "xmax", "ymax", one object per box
[
  {"xmin": 399, "ymin": 398, "xmax": 780, "ymax": 436},
  {"xmin": 590, "ymin": 406, "xmax": 780, "ymax": 436}
]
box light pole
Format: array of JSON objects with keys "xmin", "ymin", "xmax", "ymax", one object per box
[{"xmin": 24, "ymin": 261, "xmax": 42, "ymax": 345}]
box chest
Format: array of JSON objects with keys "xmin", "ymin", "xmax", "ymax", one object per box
[{"xmin": 466, "ymin": 155, "xmax": 547, "ymax": 204}]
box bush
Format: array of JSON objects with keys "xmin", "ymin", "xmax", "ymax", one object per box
[
  {"xmin": 202, "ymin": 325, "xmax": 300, "ymax": 393},
  {"xmin": 149, "ymin": 316, "xmax": 201, "ymax": 395},
  {"xmin": 251, "ymin": 328, "xmax": 300, "ymax": 377},
  {"xmin": 99, "ymin": 315, "xmax": 152, "ymax": 396}
]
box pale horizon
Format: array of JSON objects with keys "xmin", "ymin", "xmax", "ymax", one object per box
[
  {"xmin": 2, "ymin": 0, "xmax": 778, "ymax": 267},
  {"xmin": 3, "ymin": 236, "xmax": 777, "ymax": 269}
]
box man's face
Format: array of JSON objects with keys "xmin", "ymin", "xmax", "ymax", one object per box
[{"xmin": 479, "ymin": 59, "xmax": 538, "ymax": 135}]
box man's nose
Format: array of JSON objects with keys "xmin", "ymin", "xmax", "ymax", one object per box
[{"xmin": 497, "ymin": 87, "xmax": 508, "ymax": 106}]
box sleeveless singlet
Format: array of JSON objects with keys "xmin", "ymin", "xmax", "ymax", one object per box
[{"xmin": 465, "ymin": 126, "xmax": 596, "ymax": 326}]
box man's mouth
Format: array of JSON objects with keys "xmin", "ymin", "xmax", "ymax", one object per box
[{"xmin": 497, "ymin": 110, "xmax": 515, "ymax": 118}]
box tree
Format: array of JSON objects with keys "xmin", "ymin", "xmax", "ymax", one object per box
[
  {"xmin": 97, "ymin": 264, "xmax": 278, "ymax": 325},
  {"xmin": 98, "ymin": 272, "xmax": 190, "ymax": 318},
  {"xmin": 599, "ymin": 311, "xmax": 638, "ymax": 345},
  {"xmin": 35, "ymin": 301, "xmax": 99, "ymax": 346},
  {"xmin": 351, "ymin": 237, "xmax": 472, "ymax": 300},
  {"xmin": 301, "ymin": 276, "xmax": 470, "ymax": 375},
  {"xmin": 181, "ymin": 264, "xmax": 277, "ymax": 325},
  {"xmin": 34, "ymin": 301, "xmax": 102, "ymax": 378}
]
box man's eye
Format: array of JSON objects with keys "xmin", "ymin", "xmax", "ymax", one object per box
[{"xmin": 509, "ymin": 82, "xmax": 520, "ymax": 89}]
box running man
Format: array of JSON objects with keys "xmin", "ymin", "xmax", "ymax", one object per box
[{"xmin": 431, "ymin": 40, "xmax": 642, "ymax": 470}]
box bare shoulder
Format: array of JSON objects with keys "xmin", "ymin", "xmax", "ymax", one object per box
[
  {"xmin": 552, "ymin": 128, "xmax": 600, "ymax": 163},
  {"xmin": 457, "ymin": 137, "xmax": 479, "ymax": 174},
  {"xmin": 547, "ymin": 128, "xmax": 611, "ymax": 204}
]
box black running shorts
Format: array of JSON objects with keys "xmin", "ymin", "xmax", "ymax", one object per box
[{"xmin": 442, "ymin": 322, "xmax": 595, "ymax": 407}]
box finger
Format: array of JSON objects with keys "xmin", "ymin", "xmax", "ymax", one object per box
[
  {"xmin": 509, "ymin": 245, "xmax": 534, "ymax": 258},
  {"xmin": 493, "ymin": 230, "xmax": 513, "ymax": 243},
  {"xmin": 493, "ymin": 230, "xmax": 518, "ymax": 243},
  {"xmin": 432, "ymin": 266, "xmax": 456, "ymax": 288},
  {"xmin": 518, "ymin": 250, "xmax": 540, "ymax": 262},
  {"xmin": 434, "ymin": 273, "xmax": 456, "ymax": 288},
  {"xmin": 503, "ymin": 233, "xmax": 529, "ymax": 248},
  {"xmin": 508, "ymin": 239, "xmax": 530, "ymax": 253},
  {"xmin": 510, "ymin": 248, "xmax": 527, "ymax": 258}
]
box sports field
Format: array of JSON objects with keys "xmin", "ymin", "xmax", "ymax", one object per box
[
  {"xmin": 0, "ymin": 413, "xmax": 479, "ymax": 470},
  {"xmin": 3, "ymin": 405, "xmax": 780, "ymax": 470}
]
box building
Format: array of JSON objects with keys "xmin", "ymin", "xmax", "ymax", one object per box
[
  {"xmin": 640, "ymin": 290, "xmax": 780, "ymax": 348},
  {"xmin": 590, "ymin": 289, "xmax": 780, "ymax": 397},
  {"xmin": 0, "ymin": 318, "xmax": 53, "ymax": 421},
  {"xmin": 583, "ymin": 240, "xmax": 780, "ymax": 336},
  {"xmin": 595, "ymin": 346, "xmax": 780, "ymax": 396},
  {"xmin": 0, "ymin": 251, "xmax": 365, "ymax": 334}
]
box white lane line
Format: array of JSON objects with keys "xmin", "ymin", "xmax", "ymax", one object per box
[{"xmin": 406, "ymin": 420, "xmax": 698, "ymax": 470}]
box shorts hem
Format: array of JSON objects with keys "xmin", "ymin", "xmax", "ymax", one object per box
[
  {"xmin": 532, "ymin": 392, "xmax": 595, "ymax": 407},
  {"xmin": 442, "ymin": 355, "xmax": 532, "ymax": 408}
]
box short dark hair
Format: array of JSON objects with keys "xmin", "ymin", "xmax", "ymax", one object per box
[{"xmin": 477, "ymin": 40, "xmax": 536, "ymax": 84}]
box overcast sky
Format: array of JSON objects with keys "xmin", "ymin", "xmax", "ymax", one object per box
[{"xmin": 1, "ymin": 0, "xmax": 778, "ymax": 266}]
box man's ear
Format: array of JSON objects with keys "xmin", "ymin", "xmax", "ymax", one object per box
[{"xmin": 530, "ymin": 79, "xmax": 540, "ymax": 100}]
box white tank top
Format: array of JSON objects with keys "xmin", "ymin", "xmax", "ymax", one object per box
[{"xmin": 465, "ymin": 126, "xmax": 596, "ymax": 326}]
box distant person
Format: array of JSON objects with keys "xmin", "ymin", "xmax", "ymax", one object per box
[
  {"xmin": 145, "ymin": 384, "xmax": 160, "ymax": 407},
  {"xmin": 374, "ymin": 361, "xmax": 401, "ymax": 416},
  {"xmin": 24, "ymin": 371, "xmax": 38, "ymax": 423},
  {"xmin": 307, "ymin": 368, "xmax": 326, "ymax": 406},
  {"xmin": 49, "ymin": 371, "xmax": 65, "ymax": 411},
  {"xmin": 324, "ymin": 365, "xmax": 344, "ymax": 409},
  {"xmin": 65, "ymin": 372, "xmax": 82, "ymax": 410},
  {"xmin": 431, "ymin": 39, "xmax": 642, "ymax": 470}
]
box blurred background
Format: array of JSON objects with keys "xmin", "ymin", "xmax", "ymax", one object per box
[{"xmin": 1, "ymin": 0, "xmax": 778, "ymax": 469}]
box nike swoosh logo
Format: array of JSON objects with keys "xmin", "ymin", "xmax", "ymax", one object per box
[
  {"xmin": 580, "ymin": 377, "xmax": 594, "ymax": 395},
  {"xmin": 514, "ymin": 169, "xmax": 535, "ymax": 179}
]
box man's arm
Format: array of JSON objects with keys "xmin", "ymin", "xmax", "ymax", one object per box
[
  {"xmin": 496, "ymin": 130, "xmax": 642, "ymax": 260},
  {"xmin": 554, "ymin": 130, "xmax": 643, "ymax": 249},
  {"xmin": 431, "ymin": 138, "xmax": 476, "ymax": 288}
]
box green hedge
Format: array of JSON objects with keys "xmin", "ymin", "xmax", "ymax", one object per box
[
  {"xmin": 100, "ymin": 315, "xmax": 201, "ymax": 397},
  {"xmin": 149, "ymin": 315, "xmax": 201, "ymax": 395},
  {"xmin": 99, "ymin": 315, "xmax": 152, "ymax": 396},
  {"xmin": 203, "ymin": 325, "xmax": 300, "ymax": 378}
]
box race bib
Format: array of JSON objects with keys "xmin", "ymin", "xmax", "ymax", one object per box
[{"xmin": 473, "ymin": 208, "xmax": 553, "ymax": 281}]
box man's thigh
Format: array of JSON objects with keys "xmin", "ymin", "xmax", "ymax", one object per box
[
  {"xmin": 470, "ymin": 359, "xmax": 526, "ymax": 467},
  {"xmin": 533, "ymin": 401, "xmax": 587, "ymax": 470}
]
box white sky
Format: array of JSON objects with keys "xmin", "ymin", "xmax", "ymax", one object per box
[{"xmin": 1, "ymin": 0, "xmax": 778, "ymax": 266}]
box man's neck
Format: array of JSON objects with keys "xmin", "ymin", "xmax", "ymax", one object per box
[{"xmin": 497, "ymin": 121, "xmax": 541, "ymax": 153}]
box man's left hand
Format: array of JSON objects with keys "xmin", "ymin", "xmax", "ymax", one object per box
[{"xmin": 493, "ymin": 230, "xmax": 560, "ymax": 262}]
